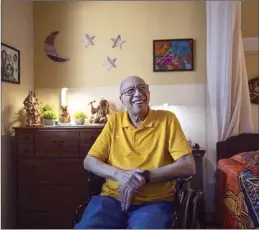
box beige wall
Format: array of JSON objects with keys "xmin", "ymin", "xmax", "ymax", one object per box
[
  {"xmin": 1, "ymin": 1, "xmax": 34, "ymax": 228},
  {"xmin": 241, "ymin": 1, "xmax": 259, "ymax": 132},
  {"xmin": 34, "ymin": 1, "xmax": 206, "ymax": 89},
  {"xmin": 241, "ymin": 1, "xmax": 259, "ymax": 38},
  {"xmin": 242, "ymin": 0, "xmax": 259, "ymax": 79}
]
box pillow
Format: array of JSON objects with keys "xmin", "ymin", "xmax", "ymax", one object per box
[{"xmin": 231, "ymin": 150, "xmax": 259, "ymax": 166}]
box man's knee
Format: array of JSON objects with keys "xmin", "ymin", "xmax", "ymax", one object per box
[
  {"xmin": 74, "ymin": 195, "xmax": 126, "ymax": 229},
  {"xmin": 128, "ymin": 201, "xmax": 174, "ymax": 229}
]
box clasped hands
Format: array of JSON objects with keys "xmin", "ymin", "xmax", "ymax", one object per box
[{"xmin": 115, "ymin": 169, "xmax": 146, "ymax": 211}]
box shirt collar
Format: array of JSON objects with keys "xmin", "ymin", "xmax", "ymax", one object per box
[{"xmin": 121, "ymin": 107, "xmax": 154, "ymax": 128}]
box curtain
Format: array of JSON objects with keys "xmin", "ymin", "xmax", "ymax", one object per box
[{"xmin": 205, "ymin": 0, "xmax": 254, "ymax": 213}]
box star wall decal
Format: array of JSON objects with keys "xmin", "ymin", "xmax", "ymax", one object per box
[
  {"xmin": 104, "ymin": 56, "xmax": 117, "ymax": 71},
  {"xmin": 83, "ymin": 33, "xmax": 95, "ymax": 48},
  {"xmin": 111, "ymin": 35, "xmax": 126, "ymax": 49}
]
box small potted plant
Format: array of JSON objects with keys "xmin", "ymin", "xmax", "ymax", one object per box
[
  {"xmin": 43, "ymin": 110, "xmax": 57, "ymax": 126},
  {"xmin": 40, "ymin": 103, "xmax": 55, "ymax": 125},
  {"xmin": 74, "ymin": 112, "xmax": 87, "ymax": 125}
]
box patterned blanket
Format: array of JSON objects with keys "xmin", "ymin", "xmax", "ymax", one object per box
[{"xmin": 216, "ymin": 151, "xmax": 259, "ymax": 228}]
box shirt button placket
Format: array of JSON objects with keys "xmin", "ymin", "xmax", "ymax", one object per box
[{"xmin": 134, "ymin": 129, "xmax": 140, "ymax": 146}]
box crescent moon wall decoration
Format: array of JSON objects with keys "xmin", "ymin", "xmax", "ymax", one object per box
[{"xmin": 44, "ymin": 31, "xmax": 70, "ymax": 62}]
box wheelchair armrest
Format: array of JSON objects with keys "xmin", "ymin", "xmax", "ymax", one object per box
[
  {"xmin": 173, "ymin": 176, "xmax": 193, "ymax": 205},
  {"xmin": 175, "ymin": 176, "xmax": 192, "ymax": 183},
  {"xmin": 174, "ymin": 176, "xmax": 192, "ymax": 190},
  {"xmin": 172, "ymin": 176, "xmax": 194, "ymax": 228}
]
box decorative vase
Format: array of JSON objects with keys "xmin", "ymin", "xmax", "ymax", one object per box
[
  {"xmin": 75, "ymin": 119, "xmax": 85, "ymax": 125},
  {"xmin": 43, "ymin": 118, "xmax": 54, "ymax": 126}
]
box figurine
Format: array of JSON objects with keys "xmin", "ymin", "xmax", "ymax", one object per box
[
  {"xmin": 59, "ymin": 105, "xmax": 71, "ymax": 123},
  {"xmin": 89, "ymin": 99, "xmax": 110, "ymax": 124},
  {"xmin": 23, "ymin": 91, "xmax": 41, "ymax": 127}
]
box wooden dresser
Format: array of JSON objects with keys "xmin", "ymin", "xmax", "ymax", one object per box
[
  {"xmin": 14, "ymin": 126, "xmax": 103, "ymax": 229},
  {"xmin": 14, "ymin": 126, "xmax": 205, "ymax": 229}
]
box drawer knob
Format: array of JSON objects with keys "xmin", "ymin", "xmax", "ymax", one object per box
[
  {"xmin": 59, "ymin": 140, "xmax": 64, "ymax": 146},
  {"xmin": 24, "ymin": 136, "xmax": 28, "ymax": 140},
  {"xmin": 88, "ymin": 136, "xmax": 94, "ymax": 140}
]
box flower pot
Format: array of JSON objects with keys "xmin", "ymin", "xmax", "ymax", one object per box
[
  {"xmin": 75, "ymin": 119, "xmax": 85, "ymax": 125},
  {"xmin": 43, "ymin": 118, "xmax": 54, "ymax": 126}
]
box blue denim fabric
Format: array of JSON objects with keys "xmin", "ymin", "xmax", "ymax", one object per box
[{"xmin": 74, "ymin": 195, "xmax": 174, "ymax": 229}]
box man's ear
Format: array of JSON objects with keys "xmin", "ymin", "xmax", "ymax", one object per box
[{"xmin": 120, "ymin": 95, "xmax": 126, "ymax": 107}]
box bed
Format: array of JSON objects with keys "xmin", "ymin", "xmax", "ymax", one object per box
[{"xmin": 215, "ymin": 133, "xmax": 259, "ymax": 229}]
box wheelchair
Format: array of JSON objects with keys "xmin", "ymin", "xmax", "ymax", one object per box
[{"xmin": 74, "ymin": 173, "xmax": 205, "ymax": 229}]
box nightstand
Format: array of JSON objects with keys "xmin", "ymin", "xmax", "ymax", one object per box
[{"xmin": 191, "ymin": 148, "xmax": 206, "ymax": 191}]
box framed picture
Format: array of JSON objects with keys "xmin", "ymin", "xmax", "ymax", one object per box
[
  {"xmin": 1, "ymin": 43, "xmax": 20, "ymax": 84},
  {"xmin": 153, "ymin": 38, "xmax": 194, "ymax": 72},
  {"xmin": 248, "ymin": 77, "xmax": 259, "ymax": 104}
]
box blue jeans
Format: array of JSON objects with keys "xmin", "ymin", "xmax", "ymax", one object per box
[{"xmin": 74, "ymin": 195, "xmax": 174, "ymax": 229}]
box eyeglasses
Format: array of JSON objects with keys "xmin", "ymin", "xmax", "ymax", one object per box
[{"xmin": 120, "ymin": 84, "xmax": 149, "ymax": 96}]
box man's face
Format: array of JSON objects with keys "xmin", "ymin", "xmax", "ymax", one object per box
[{"xmin": 120, "ymin": 77, "xmax": 150, "ymax": 115}]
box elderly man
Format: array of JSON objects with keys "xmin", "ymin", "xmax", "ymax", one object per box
[{"xmin": 75, "ymin": 76, "xmax": 195, "ymax": 229}]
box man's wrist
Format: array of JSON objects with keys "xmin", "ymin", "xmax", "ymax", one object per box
[
  {"xmin": 140, "ymin": 170, "xmax": 150, "ymax": 183},
  {"xmin": 114, "ymin": 168, "xmax": 123, "ymax": 181}
]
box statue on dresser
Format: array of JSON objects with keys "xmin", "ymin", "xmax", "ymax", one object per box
[
  {"xmin": 59, "ymin": 105, "xmax": 71, "ymax": 123},
  {"xmin": 23, "ymin": 91, "xmax": 41, "ymax": 127},
  {"xmin": 89, "ymin": 99, "xmax": 110, "ymax": 124}
]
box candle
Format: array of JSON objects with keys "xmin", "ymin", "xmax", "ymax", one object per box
[
  {"xmin": 163, "ymin": 103, "xmax": 168, "ymax": 110},
  {"xmin": 61, "ymin": 88, "xmax": 68, "ymax": 106}
]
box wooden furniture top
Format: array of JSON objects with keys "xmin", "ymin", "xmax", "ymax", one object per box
[
  {"xmin": 13, "ymin": 125, "xmax": 104, "ymax": 131},
  {"xmin": 216, "ymin": 133, "xmax": 259, "ymax": 161}
]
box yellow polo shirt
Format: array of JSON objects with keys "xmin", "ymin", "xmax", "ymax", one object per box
[{"xmin": 88, "ymin": 109, "xmax": 192, "ymax": 204}]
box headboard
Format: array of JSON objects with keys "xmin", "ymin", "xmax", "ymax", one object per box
[{"xmin": 216, "ymin": 133, "xmax": 259, "ymax": 161}]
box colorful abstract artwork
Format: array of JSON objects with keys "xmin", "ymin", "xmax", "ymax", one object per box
[{"xmin": 153, "ymin": 39, "xmax": 194, "ymax": 72}]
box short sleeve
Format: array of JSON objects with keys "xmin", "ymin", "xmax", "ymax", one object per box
[
  {"xmin": 88, "ymin": 114, "xmax": 115, "ymax": 162},
  {"xmin": 168, "ymin": 113, "xmax": 192, "ymax": 160}
]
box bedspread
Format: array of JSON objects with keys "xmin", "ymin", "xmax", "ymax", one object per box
[{"xmin": 216, "ymin": 151, "xmax": 259, "ymax": 229}]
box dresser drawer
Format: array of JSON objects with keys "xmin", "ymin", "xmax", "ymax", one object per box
[
  {"xmin": 80, "ymin": 131, "xmax": 100, "ymax": 145},
  {"xmin": 17, "ymin": 132, "xmax": 33, "ymax": 144},
  {"xmin": 18, "ymin": 185, "xmax": 89, "ymax": 213},
  {"xmin": 17, "ymin": 144, "xmax": 34, "ymax": 158},
  {"xmin": 18, "ymin": 212, "xmax": 75, "ymax": 229},
  {"xmin": 80, "ymin": 145, "xmax": 91, "ymax": 156},
  {"xmin": 35, "ymin": 131, "xmax": 79, "ymax": 157},
  {"xmin": 18, "ymin": 159, "xmax": 88, "ymax": 186}
]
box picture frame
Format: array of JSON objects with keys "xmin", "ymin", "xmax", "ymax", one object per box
[
  {"xmin": 248, "ymin": 77, "xmax": 259, "ymax": 104},
  {"xmin": 1, "ymin": 43, "xmax": 20, "ymax": 84},
  {"xmin": 153, "ymin": 38, "xmax": 194, "ymax": 72}
]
